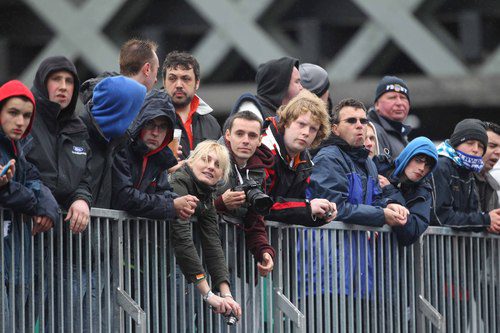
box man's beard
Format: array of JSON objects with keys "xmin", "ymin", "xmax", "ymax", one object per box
[{"xmin": 172, "ymin": 95, "xmax": 193, "ymax": 109}]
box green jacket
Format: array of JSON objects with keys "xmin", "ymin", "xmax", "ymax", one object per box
[{"xmin": 170, "ymin": 164, "xmax": 229, "ymax": 289}]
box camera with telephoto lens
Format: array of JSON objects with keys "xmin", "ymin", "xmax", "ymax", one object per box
[
  {"xmin": 225, "ymin": 312, "xmax": 238, "ymax": 326},
  {"xmin": 233, "ymin": 178, "xmax": 274, "ymax": 216}
]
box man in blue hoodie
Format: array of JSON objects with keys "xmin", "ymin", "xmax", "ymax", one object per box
[
  {"xmin": 375, "ymin": 137, "xmax": 438, "ymax": 245},
  {"xmin": 80, "ymin": 75, "xmax": 147, "ymax": 208}
]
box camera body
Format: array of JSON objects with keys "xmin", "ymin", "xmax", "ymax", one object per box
[
  {"xmin": 233, "ymin": 178, "xmax": 274, "ymax": 216},
  {"xmin": 225, "ymin": 312, "xmax": 238, "ymax": 326}
]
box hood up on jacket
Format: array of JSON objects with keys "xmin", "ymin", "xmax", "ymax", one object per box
[
  {"xmin": 32, "ymin": 56, "xmax": 80, "ymax": 119},
  {"xmin": 256, "ymin": 57, "xmax": 299, "ymax": 113},
  {"xmin": 393, "ymin": 136, "xmax": 438, "ymax": 181},
  {"xmin": 129, "ymin": 89, "xmax": 176, "ymax": 151},
  {"xmin": 0, "ymin": 80, "xmax": 36, "ymax": 139},
  {"xmin": 91, "ymin": 76, "xmax": 146, "ymax": 142}
]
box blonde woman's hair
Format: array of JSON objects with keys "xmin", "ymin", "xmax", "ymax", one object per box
[
  {"xmin": 186, "ymin": 140, "xmax": 231, "ymax": 183},
  {"xmin": 276, "ymin": 90, "xmax": 330, "ymax": 148}
]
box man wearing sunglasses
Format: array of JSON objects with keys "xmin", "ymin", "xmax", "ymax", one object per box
[
  {"xmin": 111, "ymin": 89, "xmax": 198, "ymax": 220},
  {"xmin": 309, "ymin": 98, "xmax": 408, "ymax": 228},
  {"xmin": 368, "ymin": 75, "xmax": 411, "ymax": 158},
  {"xmin": 308, "ymin": 98, "xmax": 408, "ymax": 299}
]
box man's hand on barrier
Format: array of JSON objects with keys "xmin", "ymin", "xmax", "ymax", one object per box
[
  {"xmin": 174, "ymin": 195, "xmax": 199, "ymax": 220},
  {"xmin": 221, "ymin": 189, "xmax": 246, "ymax": 210},
  {"xmin": 257, "ymin": 252, "xmax": 274, "ymax": 277},
  {"xmin": 32, "ymin": 215, "xmax": 54, "ymax": 235},
  {"xmin": 387, "ymin": 203, "xmax": 409, "ymax": 221},
  {"xmin": 311, "ymin": 198, "xmax": 337, "ymax": 221},
  {"xmin": 65, "ymin": 199, "xmax": 90, "ymax": 233},
  {"xmin": 383, "ymin": 207, "xmax": 407, "ymax": 227},
  {"xmin": 487, "ymin": 209, "xmax": 500, "ymax": 234}
]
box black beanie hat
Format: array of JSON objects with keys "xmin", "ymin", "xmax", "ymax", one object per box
[
  {"xmin": 449, "ymin": 118, "xmax": 488, "ymax": 155},
  {"xmin": 374, "ymin": 75, "xmax": 410, "ymax": 103}
]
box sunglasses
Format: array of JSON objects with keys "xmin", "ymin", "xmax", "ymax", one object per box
[
  {"xmin": 341, "ymin": 117, "xmax": 369, "ymax": 125},
  {"xmin": 144, "ymin": 121, "xmax": 169, "ymax": 132}
]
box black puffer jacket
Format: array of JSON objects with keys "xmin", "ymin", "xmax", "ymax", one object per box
[
  {"xmin": 255, "ymin": 57, "xmax": 299, "ymax": 119},
  {"xmin": 25, "ymin": 56, "xmax": 92, "ymax": 208},
  {"xmin": 112, "ymin": 89, "xmax": 178, "ymax": 219}
]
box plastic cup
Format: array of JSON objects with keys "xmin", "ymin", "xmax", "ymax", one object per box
[{"xmin": 168, "ymin": 129, "xmax": 182, "ymax": 158}]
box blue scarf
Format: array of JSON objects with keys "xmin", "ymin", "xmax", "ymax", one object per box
[{"xmin": 437, "ymin": 140, "xmax": 484, "ymax": 172}]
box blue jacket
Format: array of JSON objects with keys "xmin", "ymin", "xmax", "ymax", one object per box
[
  {"xmin": 375, "ymin": 136, "xmax": 438, "ymax": 246},
  {"xmin": 306, "ymin": 135, "xmax": 389, "ymax": 296},
  {"xmin": 308, "ymin": 135, "xmax": 387, "ymax": 226}
]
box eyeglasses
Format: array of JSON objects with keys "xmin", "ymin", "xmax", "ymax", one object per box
[
  {"xmin": 144, "ymin": 120, "xmax": 169, "ymax": 132},
  {"xmin": 341, "ymin": 117, "xmax": 369, "ymax": 125},
  {"xmin": 413, "ymin": 155, "xmax": 433, "ymax": 168}
]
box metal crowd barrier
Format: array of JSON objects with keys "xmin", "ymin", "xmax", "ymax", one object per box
[{"xmin": 1, "ymin": 208, "xmax": 499, "ymax": 332}]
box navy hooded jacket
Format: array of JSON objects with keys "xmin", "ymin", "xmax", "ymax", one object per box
[{"xmin": 112, "ymin": 89, "xmax": 178, "ymax": 219}]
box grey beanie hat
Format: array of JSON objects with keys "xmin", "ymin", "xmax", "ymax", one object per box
[{"xmin": 299, "ymin": 63, "xmax": 330, "ymax": 97}]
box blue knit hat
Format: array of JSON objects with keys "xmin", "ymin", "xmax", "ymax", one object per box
[
  {"xmin": 393, "ymin": 137, "xmax": 438, "ymax": 180},
  {"xmin": 92, "ymin": 76, "xmax": 146, "ymax": 141}
]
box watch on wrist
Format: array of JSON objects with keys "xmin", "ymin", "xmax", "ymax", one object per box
[{"xmin": 203, "ymin": 290, "xmax": 215, "ymax": 302}]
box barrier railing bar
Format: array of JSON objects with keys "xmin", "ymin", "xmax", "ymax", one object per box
[
  {"xmin": 274, "ymin": 288, "xmax": 306, "ymax": 332},
  {"xmin": 418, "ymin": 295, "xmax": 445, "ymax": 332},
  {"xmin": 115, "ymin": 287, "xmax": 146, "ymax": 333}
]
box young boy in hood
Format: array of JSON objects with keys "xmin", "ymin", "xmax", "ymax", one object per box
[
  {"xmin": 112, "ymin": 89, "xmax": 198, "ymax": 219},
  {"xmin": 0, "ymin": 80, "xmax": 59, "ymax": 331},
  {"xmin": 430, "ymin": 119, "xmax": 500, "ymax": 233},
  {"xmin": 25, "ymin": 56, "xmax": 92, "ymax": 233},
  {"xmin": 375, "ymin": 137, "xmax": 438, "ymax": 245}
]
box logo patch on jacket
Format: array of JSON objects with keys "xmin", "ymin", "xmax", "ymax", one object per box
[{"xmin": 72, "ymin": 146, "xmax": 87, "ymax": 156}]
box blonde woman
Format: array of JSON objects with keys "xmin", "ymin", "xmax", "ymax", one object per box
[{"xmin": 170, "ymin": 140, "xmax": 242, "ymax": 319}]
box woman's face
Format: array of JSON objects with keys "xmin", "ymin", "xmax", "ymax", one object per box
[
  {"xmin": 365, "ymin": 125, "xmax": 376, "ymax": 157},
  {"xmin": 189, "ymin": 152, "xmax": 224, "ymax": 186}
]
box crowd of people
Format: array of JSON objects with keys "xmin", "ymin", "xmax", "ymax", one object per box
[{"xmin": 1, "ymin": 37, "xmax": 500, "ymax": 326}]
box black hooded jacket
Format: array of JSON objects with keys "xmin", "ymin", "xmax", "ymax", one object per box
[
  {"xmin": 112, "ymin": 89, "xmax": 179, "ymax": 219},
  {"xmin": 24, "ymin": 56, "xmax": 92, "ymax": 208},
  {"xmin": 255, "ymin": 57, "xmax": 299, "ymax": 119}
]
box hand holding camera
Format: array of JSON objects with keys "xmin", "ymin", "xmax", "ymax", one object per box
[{"xmin": 221, "ymin": 188, "xmax": 246, "ymax": 210}]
